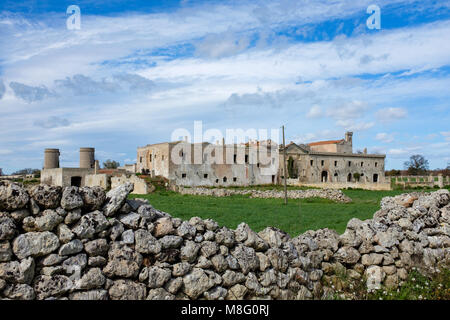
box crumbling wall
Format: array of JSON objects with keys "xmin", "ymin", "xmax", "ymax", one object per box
[{"xmin": 0, "ymin": 180, "xmax": 449, "ymax": 300}]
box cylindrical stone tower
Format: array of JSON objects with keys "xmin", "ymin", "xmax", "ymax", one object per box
[
  {"xmin": 79, "ymin": 147, "xmax": 95, "ymax": 169},
  {"xmin": 44, "ymin": 148, "xmax": 60, "ymax": 169}
]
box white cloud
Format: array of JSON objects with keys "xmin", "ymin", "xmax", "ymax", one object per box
[
  {"xmin": 375, "ymin": 132, "xmax": 394, "ymax": 143},
  {"xmin": 306, "ymin": 105, "xmax": 322, "ymax": 118},
  {"xmin": 376, "ymin": 107, "xmax": 408, "ymax": 122}
]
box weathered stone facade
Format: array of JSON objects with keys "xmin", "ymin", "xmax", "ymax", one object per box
[
  {"xmin": 281, "ymin": 132, "xmax": 386, "ymax": 186},
  {"xmin": 137, "ymin": 132, "xmax": 386, "ymax": 189},
  {"xmin": 137, "ymin": 140, "xmax": 278, "ymax": 187}
]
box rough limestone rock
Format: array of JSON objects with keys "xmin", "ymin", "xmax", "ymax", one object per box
[
  {"xmin": 154, "ymin": 217, "xmax": 174, "ymax": 237},
  {"xmin": 365, "ymin": 266, "xmax": 386, "ymax": 291},
  {"xmin": 0, "ymin": 213, "xmax": 17, "ymax": 241},
  {"xmin": 231, "ymin": 244, "xmax": 259, "ymax": 275},
  {"xmin": 103, "ymin": 183, "xmax": 134, "ymax": 217},
  {"xmin": 61, "ymin": 187, "xmax": 84, "ymax": 211},
  {"xmin": 108, "ymin": 279, "xmax": 146, "ymax": 300},
  {"xmin": 0, "ymin": 241, "xmax": 12, "ymax": 262},
  {"xmin": 103, "ymin": 243, "xmax": 142, "ymax": 278},
  {"xmin": 69, "ymin": 289, "xmax": 108, "ymax": 300},
  {"xmin": 79, "ymin": 186, "xmax": 106, "ymax": 211},
  {"xmin": 30, "ymin": 185, "xmax": 61, "ymax": 209},
  {"xmin": 59, "ymin": 239, "xmax": 84, "ymax": 256},
  {"xmin": 0, "ymin": 181, "xmax": 29, "ymax": 211},
  {"xmin": 13, "ymin": 232, "xmax": 60, "ymax": 259},
  {"xmin": 182, "ymin": 268, "xmax": 216, "ymax": 299},
  {"xmin": 135, "ymin": 229, "xmax": 161, "ymax": 254},
  {"xmin": 33, "ymin": 275, "xmax": 73, "ymax": 300},
  {"xmin": 0, "ymin": 257, "xmax": 35, "ymax": 284},
  {"xmin": 72, "ymin": 211, "xmax": 109, "ymax": 239}
]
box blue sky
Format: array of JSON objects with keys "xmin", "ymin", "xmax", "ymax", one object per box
[{"xmin": 0, "ymin": 0, "xmax": 450, "ymax": 173}]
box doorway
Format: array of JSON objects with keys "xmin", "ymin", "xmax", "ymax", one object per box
[{"xmin": 71, "ymin": 176, "xmax": 82, "ymax": 187}]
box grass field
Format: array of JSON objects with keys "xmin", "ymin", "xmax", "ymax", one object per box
[{"xmin": 130, "ymin": 188, "xmax": 445, "ymax": 237}]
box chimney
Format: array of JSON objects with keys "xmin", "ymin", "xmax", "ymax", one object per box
[{"xmin": 345, "ymin": 131, "xmax": 353, "ymax": 143}]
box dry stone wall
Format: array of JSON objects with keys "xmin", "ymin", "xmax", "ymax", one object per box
[
  {"xmin": 179, "ymin": 187, "xmax": 352, "ymax": 203},
  {"xmin": 0, "ymin": 180, "xmax": 449, "ymax": 300}
]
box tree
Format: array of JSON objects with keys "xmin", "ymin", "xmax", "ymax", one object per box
[
  {"xmin": 103, "ymin": 159, "xmax": 120, "ymax": 169},
  {"xmin": 404, "ymin": 154, "xmax": 429, "ymax": 176},
  {"xmin": 353, "ymin": 172, "xmax": 361, "ymax": 182},
  {"xmin": 12, "ymin": 168, "xmax": 40, "ymax": 175},
  {"xmin": 385, "ymin": 169, "xmax": 401, "ymax": 176}
]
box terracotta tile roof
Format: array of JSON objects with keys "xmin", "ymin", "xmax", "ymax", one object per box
[{"xmin": 308, "ymin": 139, "xmax": 344, "ymax": 146}]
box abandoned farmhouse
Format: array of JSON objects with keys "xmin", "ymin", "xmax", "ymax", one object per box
[{"xmin": 136, "ymin": 131, "xmax": 387, "ymax": 188}]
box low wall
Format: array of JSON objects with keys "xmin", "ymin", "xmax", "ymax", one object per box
[
  {"xmin": 295, "ymin": 182, "xmax": 392, "ymax": 191},
  {"xmin": 178, "ymin": 187, "xmax": 352, "ymax": 203},
  {"xmin": 85, "ymin": 174, "xmax": 110, "ymax": 190},
  {"xmin": 0, "ymin": 180, "xmax": 449, "ymax": 300},
  {"xmin": 111, "ymin": 175, "xmax": 148, "ymax": 195},
  {"xmin": 391, "ymin": 175, "xmax": 448, "ymax": 189}
]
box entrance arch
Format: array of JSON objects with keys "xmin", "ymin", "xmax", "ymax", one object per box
[
  {"xmin": 373, "ymin": 174, "xmax": 379, "ymax": 183},
  {"xmin": 347, "ymin": 173, "xmax": 352, "ymax": 182}
]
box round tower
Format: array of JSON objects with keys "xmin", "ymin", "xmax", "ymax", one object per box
[
  {"xmin": 79, "ymin": 147, "xmax": 95, "ymax": 169},
  {"xmin": 44, "ymin": 149, "xmax": 60, "ymax": 169}
]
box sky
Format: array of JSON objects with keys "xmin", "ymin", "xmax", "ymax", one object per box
[{"xmin": 0, "ymin": 0, "xmax": 449, "ymax": 173}]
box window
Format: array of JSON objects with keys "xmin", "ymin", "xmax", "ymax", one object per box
[
  {"xmin": 348, "ymin": 161, "xmax": 351, "ymax": 167},
  {"xmin": 182, "ymin": 173, "xmax": 187, "ymax": 178},
  {"xmin": 321, "ymin": 160, "xmax": 324, "ymax": 166},
  {"xmin": 310, "ymin": 160, "xmax": 313, "ymax": 166},
  {"xmin": 233, "ymin": 154, "xmax": 237, "ymax": 164},
  {"xmin": 223, "ymin": 177, "xmax": 227, "ymax": 182},
  {"xmin": 245, "ymin": 155, "xmax": 249, "ymax": 163},
  {"xmin": 361, "ymin": 162, "xmax": 364, "ymax": 167},
  {"xmin": 140, "ymin": 157, "xmax": 142, "ymax": 163},
  {"xmin": 233, "ymin": 177, "xmax": 237, "ymax": 182},
  {"xmin": 257, "ymin": 163, "xmax": 260, "ymax": 168},
  {"xmin": 204, "ymin": 174, "xmax": 208, "ymax": 179},
  {"xmin": 215, "ymin": 179, "xmax": 219, "ymax": 183},
  {"xmin": 162, "ymin": 155, "xmax": 164, "ymax": 161},
  {"xmin": 149, "ymin": 154, "xmax": 152, "ymax": 162},
  {"xmin": 334, "ymin": 161, "xmax": 337, "ymax": 167},
  {"xmin": 375, "ymin": 162, "xmax": 378, "ymax": 167}
]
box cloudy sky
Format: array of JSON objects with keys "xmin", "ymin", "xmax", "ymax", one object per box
[{"xmin": 0, "ymin": 0, "xmax": 449, "ymax": 173}]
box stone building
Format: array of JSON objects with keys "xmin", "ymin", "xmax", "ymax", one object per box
[
  {"xmin": 281, "ymin": 132, "xmax": 387, "ymax": 187},
  {"xmin": 40, "ymin": 148, "xmax": 99, "ymax": 187},
  {"xmin": 137, "ymin": 132, "xmax": 387, "ymax": 189},
  {"xmin": 136, "ymin": 139, "xmax": 279, "ymax": 187}
]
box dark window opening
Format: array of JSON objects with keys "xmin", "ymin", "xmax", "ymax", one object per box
[
  {"xmin": 257, "ymin": 163, "xmax": 260, "ymax": 168},
  {"xmin": 149, "ymin": 154, "xmax": 152, "ymax": 162},
  {"xmin": 204, "ymin": 174, "xmax": 208, "ymax": 178},
  {"xmin": 347, "ymin": 173, "xmax": 352, "ymax": 182},
  {"xmin": 233, "ymin": 177, "xmax": 237, "ymax": 182},
  {"xmin": 71, "ymin": 176, "xmax": 82, "ymax": 187},
  {"xmin": 272, "ymin": 175, "xmax": 275, "ymax": 184},
  {"xmin": 233, "ymin": 154, "xmax": 237, "ymax": 164},
  {"xmin": 334, "ymin": 161, "xmax": 337, "ymax": 167},
  {"xmin": 361, "ymin": 162, "xmax": 364, "ymax": 167},
  {"xmin": 215, "ymin": 179, "xmax": 219, "ymax": 183},
  {"xmin": 321, "ymin": 160, "xmax": 324, "ymax": 166},
  {"xmin": 245, "ymin": 155, "xmax": 249, "ymax": 163},
  {"xmin": 223, "ymin": 177, "xmax": 227, "ymax": 182},
  {"xmin": 348, "ymin": 161, "xmax": 351, "ymax": 167},
  {"xmin": 182, "ymin": 173, "xmax": 187, "ymax": 178},
  {"xmin": 375, "ymin": 162, "xmax": 378, "ymax": 167},
  {"xmin": 373, "ymin": 174, "xmax": 379, "ymax": 183},
  {"xmin": 140, "ymin": 157, "xmax": 143, "ymax": 163},
  {"xmin": 321, "ymin": 171, "xmax": 328, "ymax": 183},
  {"xmin": 310, "ymin": 160, "xmax": 313, "ymax": 166}
]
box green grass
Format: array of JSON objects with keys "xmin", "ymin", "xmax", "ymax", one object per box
[{"xmin": 130, "ymin": 187, "xmax": 446, "ymax": 237}]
